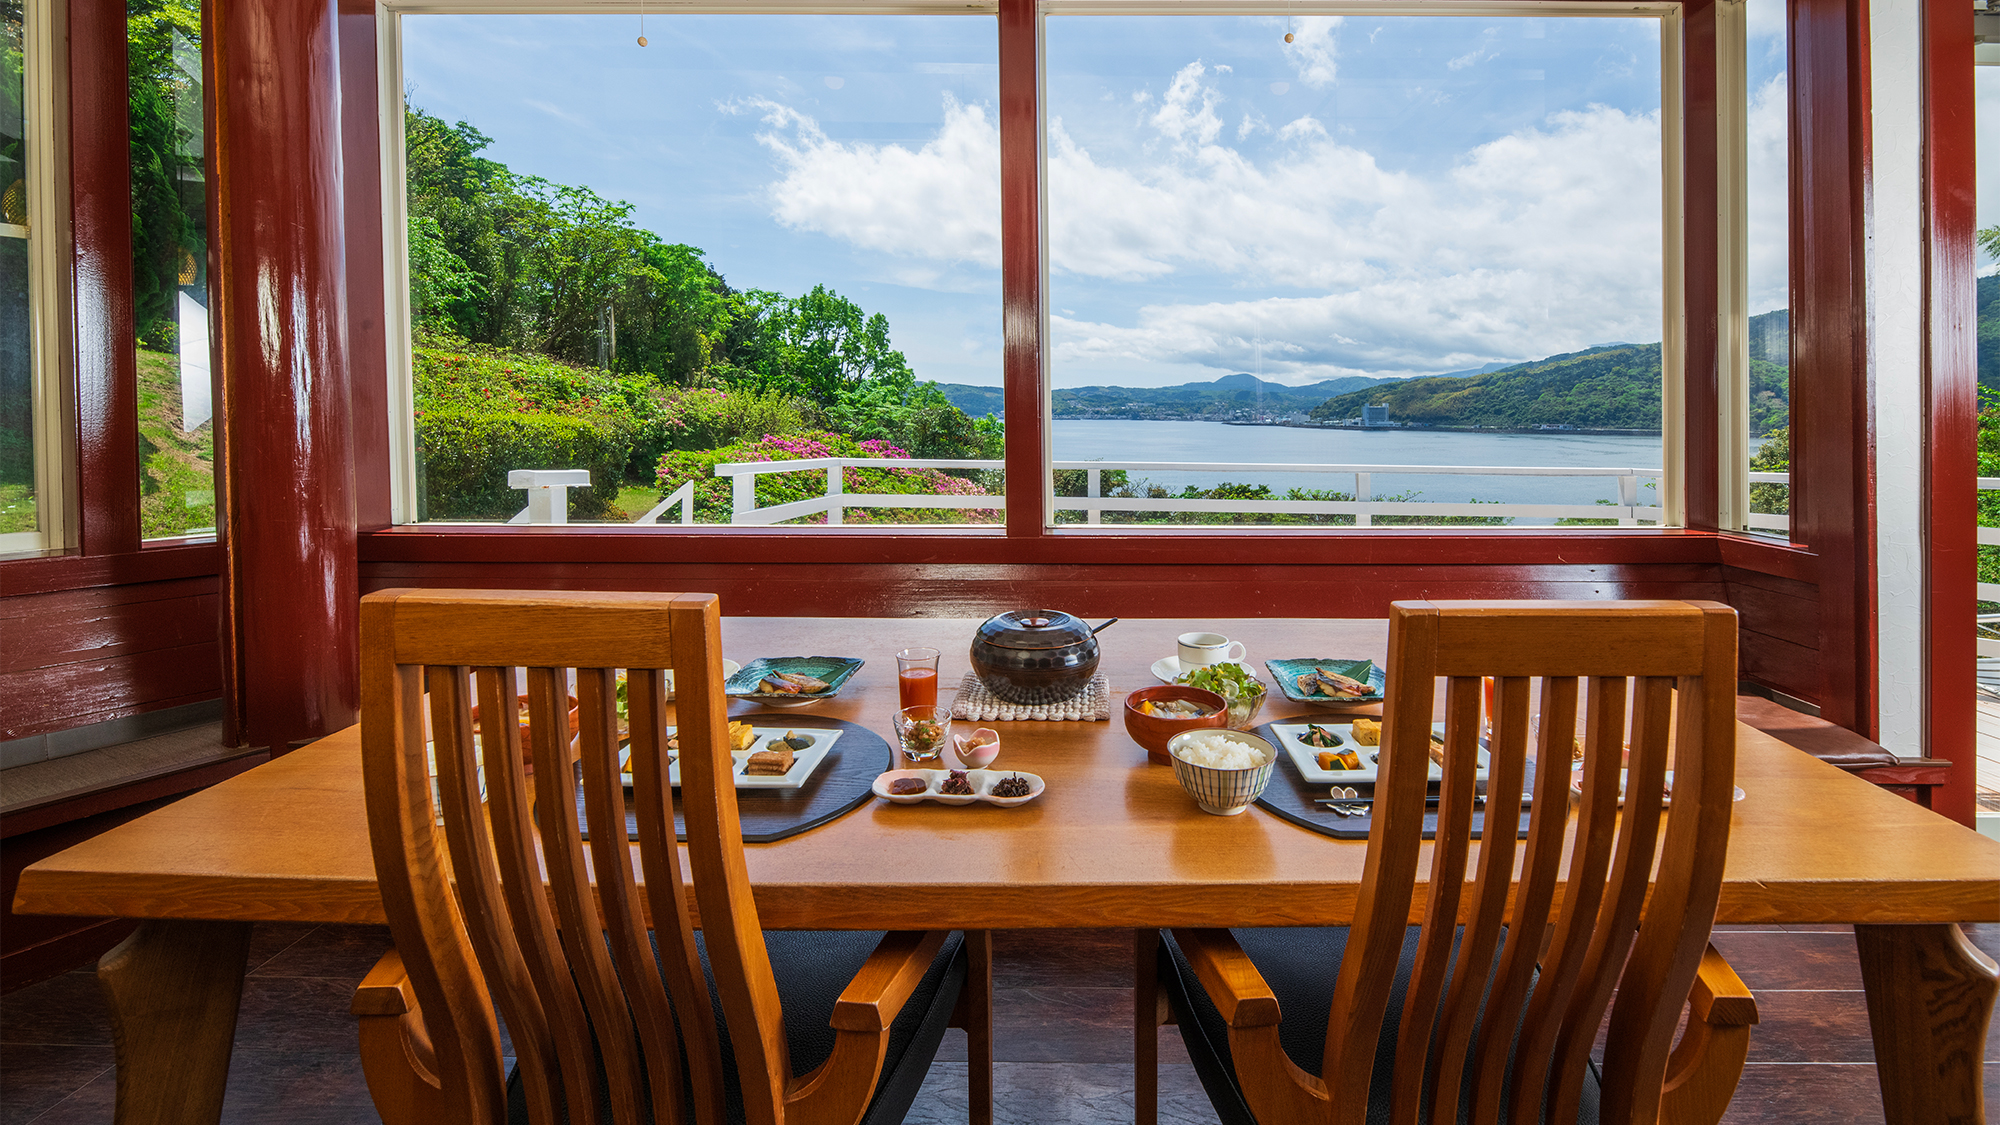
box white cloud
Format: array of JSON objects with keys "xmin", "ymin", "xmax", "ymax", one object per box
[
  {"xmin": 1745, "ymin": 73, "xmax": 1789, "ymax": 313},
  {"xmin": 1447, "ymin": 46, "xmax": 1496, "ymax": 70},
  {"xmin": 748, "ymin": 96, "xmax": 1002, "ymax": 269},
  {"xmin": 1276, "ymin": 116, "xmax": 1327, "ymax": 142},
  {"xmin": 1151, "ymin": 61, "xmax": 1225, "ymax": 148},
  {"xmin": 741, "ymin": 61, "xmax": 1715, "ymax": 380},
  {"xmin": 1285, "ymin": 17, "xmax": 1343, "ymax": 89}
]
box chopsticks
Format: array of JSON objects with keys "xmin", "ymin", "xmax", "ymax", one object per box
[{"xmin": 1314, "ymin": 793, "xmax": 1501, "ymax": 817}]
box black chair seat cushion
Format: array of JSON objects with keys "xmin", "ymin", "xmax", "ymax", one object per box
[
  {"xmin": 1160, "ymin": 928, "xmax": 1599, "ymax": 1125},
  {"xmin": 508, "ymin": 929, "xmax": 966, "ymax": 1125}
]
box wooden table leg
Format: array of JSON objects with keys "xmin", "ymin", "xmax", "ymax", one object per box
[
  {"xmin": 965, "ymin": 929, "xmax": 993, "ymax": 1125},
  {"xmin": 1854, "ymin": 923, "xmax": 1998, "ymax": 1125},
  {"xmin": 98, "ymin": 919, "xmax": 254, "ymax": 1125},
  {"xmin": 1136, "ymin": 928, "xmax": 1158, "ymax": 1125}
]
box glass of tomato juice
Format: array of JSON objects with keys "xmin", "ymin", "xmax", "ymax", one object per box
[{"xmin": 896, "ymin": 647, "xmax": 941, "ymax": 709}]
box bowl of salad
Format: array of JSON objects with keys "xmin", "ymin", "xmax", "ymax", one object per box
[{"xmin": 1174, "ymin": 662, "xmax": 1269, "ymax": 731}]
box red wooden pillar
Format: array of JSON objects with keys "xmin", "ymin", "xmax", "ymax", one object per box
[
  {"xmin": 1790, "ymin": 0, "xmax": 1876, "ymax": 736},
  {"xmin": 1921, "ymin": 0, "xmax": 1977, "ymax": 826},
  {"xmin": 69, "ymin": 0, "xmax": 142, "ymax": 555},
  {"xmin": 208, "ymin": 0, "xmax": 358, "ymax": 750},
  {"xmin": 998, "ymin": 0, "xmax": 1046, "ymax": 539}
]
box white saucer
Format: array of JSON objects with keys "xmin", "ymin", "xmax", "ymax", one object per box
[{"xmin": 1152, "ymin": 656, "xmax": 1256, "ymax": 684}]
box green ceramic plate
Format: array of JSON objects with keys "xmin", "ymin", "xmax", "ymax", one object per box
[
  {"xmin": 1264, "ymin": 658, "xmax": 1387, "ymax": 705},
  {"xmin": 726, "ymin": 656, "xmax": 866, "ymax": 704}
]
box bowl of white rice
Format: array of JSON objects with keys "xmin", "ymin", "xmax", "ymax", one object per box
[{"xmin": 1166, "ymin": 729, "xmax": 1278, "ymax": 816}]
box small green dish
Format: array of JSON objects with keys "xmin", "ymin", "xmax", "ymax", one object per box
[
  {"xmin": 1264, "ymin": 658, "xmax": 1387, "ymax": 705},
  {"xmin": 726, "ymin": 656, "xmax": 866, "ymax": 705}
]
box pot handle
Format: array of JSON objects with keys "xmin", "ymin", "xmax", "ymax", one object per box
[{"xmin": 1090, "ymin": 617, "xmax": 1120, "ymax": 635}]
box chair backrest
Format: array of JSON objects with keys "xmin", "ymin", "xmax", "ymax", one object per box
[
  {"xmin": 360, "ymin": 589, "xmax": 788, "ymax": 1125},
  {"xmin": 1326, "ymin": 600, "xmax": 1737, "ymax": 1125}
]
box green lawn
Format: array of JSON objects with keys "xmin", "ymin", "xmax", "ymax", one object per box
[
  {"xmin": 0, "ymin": 482, "xmax": 35, "ymax": 534},
  {"xmin": 136, "ymin": 346, "xmax": 216, "ymax": 538}
]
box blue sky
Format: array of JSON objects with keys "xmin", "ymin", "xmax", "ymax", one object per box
[{"xmin": 403, "ymin": 11, "xmax": 1807, "ymax": 389}]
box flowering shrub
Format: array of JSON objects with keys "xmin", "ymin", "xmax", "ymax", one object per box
[{"xmin": 656, "ymin": 431, "xmax": 1000, "ymax": 525}]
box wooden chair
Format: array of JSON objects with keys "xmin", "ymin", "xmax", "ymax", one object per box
[
  {"xmin": 351, "ymin": 588, "xmax": 991, "ymax": 1125},
  {"xmin": 1149, "ymin": 600, "xmax": 1758, "ymax": 1125}
]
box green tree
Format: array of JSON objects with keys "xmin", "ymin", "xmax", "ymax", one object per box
[
  {"xmin": 1749, "ymin": 426, "xmax": 1790, "ymax": 517},
  {"xmin": 126, "ymin": 0, "xmax": 204, "ymax": 349}
]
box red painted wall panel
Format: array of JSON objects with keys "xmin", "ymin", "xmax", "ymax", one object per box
[
  {"xmin": 1724, "ymin": 567, "xmax": 1822, "ymax": 652},
  {"xmin": 0, "ymin": 581, "xmax": 218, "ymax": 674},
  {"xmin": 0, "ymin": 580, "xmax": 224, "ymax": 740},
  {"xmin": 356, "ymin": 560, "xmax": 1725, "ymax": 621}
]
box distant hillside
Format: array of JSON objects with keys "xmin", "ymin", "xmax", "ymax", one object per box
[
  {"xmin": 1980, "ymin": 273, "xmax": 1999, "ymax": 391},
  {"xmin": 936, "ymin": 372, "xmax": 1401, "ymax": 421},
  {"xmin": 1308, "ymin": 308, "xmax": 1792, "ymax": 434}
]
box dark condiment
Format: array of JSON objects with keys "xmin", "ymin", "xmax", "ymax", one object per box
[
  {"xmin": 939, "ymin": 770, "xmax": 975, "ymax": 796},
  {"xmin": 888, "ymin": 776, "xmax": 927, "ymax": 796},
  {"xmin": 992, "ymin": 774, "xmax": 1031, "ymax": 798}
]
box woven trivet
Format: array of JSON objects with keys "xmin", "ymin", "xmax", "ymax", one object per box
[{"xmin": 950, "ymin": 671, "xmax": 1111, "ymax": 722}]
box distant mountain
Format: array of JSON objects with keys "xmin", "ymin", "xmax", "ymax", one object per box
[
  {"xmin": 1310, "ymin": 344, "xmax": 1666, "ymax": 430},
  {"xmin": 1307, "ymin": 308, "xmax": 1793, "ymax": 435},
  {"xmin": 934, "ymin": 372, "xmax": 1402, "ymax": 421}
]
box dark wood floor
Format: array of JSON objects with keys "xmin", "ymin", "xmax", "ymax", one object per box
[{"xmin": 4, "ymin": 922, "xmax": 1996, "ymax": 1124}]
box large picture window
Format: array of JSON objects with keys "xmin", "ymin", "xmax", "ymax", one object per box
[
  {"xmin": 129, "ymin": 0, "xmax": 217, "ymax": 542},
  {"xmin": 0, "ymin": 0, "xmax": 60, "ymax": 555},
  {"xmin": 391, "ymin": 12, "xmax": 1002, "ymax": 528},
  {"xmin": 1043, "ymin": 12, "xmax": 1669, "ymax": 528},
  {"xmin": 379, "ymin": 1, "xmax": 1740, "ymax": 535}
]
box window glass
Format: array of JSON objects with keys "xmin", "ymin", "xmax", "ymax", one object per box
[
  {"xmin": 1042, "ymin": 15, "xmax": 1668, "ymax": 529},
  {"xmin": 1, "ymin": 1, "xmax": 37, "ymax": 550},
  {"xmin": 1742, "ymin": 0, "xmax": 1790, "ymax": 536},
  {"xmin": 398, "ymin": 14, "xmax": 1002, "ymax": 527},
  {"xmin": 1975, "ymin": 48, "xmax": 2000, "ymax": 672},
  {"xmin": 130, "ymin": 0, "xmax": 215, "ymax": 540}
]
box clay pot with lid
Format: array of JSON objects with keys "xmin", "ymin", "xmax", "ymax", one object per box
[{"xmin": 969, "ymin": 610, "xmax": 1118, "ymax": 706}]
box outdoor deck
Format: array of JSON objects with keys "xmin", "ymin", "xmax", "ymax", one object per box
[{"xmin": 1976, "ymin": 695, "xmax": 2000, "ymax": 815}]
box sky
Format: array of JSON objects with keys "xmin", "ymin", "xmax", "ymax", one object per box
[{"xmin": 401, "ymin": 9, "xmax": 1879, "ymax": 390}]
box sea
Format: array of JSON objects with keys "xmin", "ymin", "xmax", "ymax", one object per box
[{"xmin": 1049, "ymin": 420, "xmax": 1665, "ymax": 519}]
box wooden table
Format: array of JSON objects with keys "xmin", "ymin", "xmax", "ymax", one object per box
[{"xmin": 15, "ymin": 617, "xmax": 2000, "ymax": 1125}]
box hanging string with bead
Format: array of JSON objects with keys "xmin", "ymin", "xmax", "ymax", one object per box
[{"xmin": 637, "ymin": 0, "xmax": 647, "ymax": 47}]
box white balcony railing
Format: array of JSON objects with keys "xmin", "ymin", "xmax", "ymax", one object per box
[{"xmin": 709, "ymin": 457, "xmax": 1667, "ymax": 527}]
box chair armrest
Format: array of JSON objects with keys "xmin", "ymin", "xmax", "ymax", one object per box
[
  {"xmin": 789, "ymin": 931, "xmax": 954, "ymax": 1124},
  {"xmin": 830, "ymin": 930, "xmax": 949, "ymax": 1033},
  {"xmin": 352, "ymin": 948, "xmax": 418, "ymax": 1017},
  {"xmin": 351, "ymin": 949, "xmax": 446, "ymax": 1125},
  {"xmin": 1660, "ymin": 944, "xmax": 1758, "ymax": 1125},
  {"xmin": 1167, "ymin": 929, "xmax": 1282, "ymax": 1028},
  {"xmin": 1687, "ymin": 944, "xmax": 1759, "ymax": 1027}
]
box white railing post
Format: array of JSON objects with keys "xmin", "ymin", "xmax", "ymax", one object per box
[
  {"xmin": 637, "ymin": 481, "xmax": 696, "ymax": 526},
  {"xmin": 826, "ymin": 462, "xmax": 844, "ymax": 526},
  {"xmin": 1087, "ymin": 468, "xmax": 1101, "ymax": 525},
  {"xmin": 1618, "ymin": 473, "xmax": 1639, "ymax": 526},
  {"xmin": 506, "ymin": 469, "xmax": 592, "ymax": 525},
  {"xmin": 1355, "ymin": 472, "xmax": 1372, "ymax": 528},
  {"xmin": 732, "ymin": 472, "xmax": 756, "ymax": 524}
]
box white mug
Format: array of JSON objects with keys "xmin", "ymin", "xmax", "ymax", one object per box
[{"xmin": 1178, "ymin": 632, "xmax": 1247, "ymax": 668}]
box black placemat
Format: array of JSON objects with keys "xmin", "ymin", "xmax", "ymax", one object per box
[
  {"xmin": 1250, "ymin": 720, "xmax": 1535, "ymax": 841},
  {"xmin": 577, "ymin": 716, "xmax": 892, "ymax": 844}
]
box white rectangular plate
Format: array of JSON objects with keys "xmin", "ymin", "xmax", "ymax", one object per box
[
  {"xmin": 622, "ymin": 727, "xmax": 842, "ymax": 790},
  {"xmin": 1269, "ymin": 722, "xmax": 1483, "ymax": 785}
]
